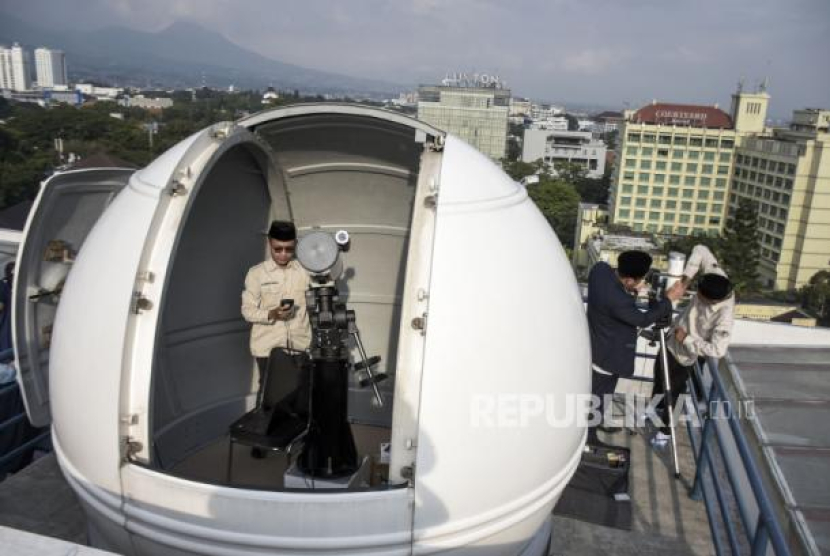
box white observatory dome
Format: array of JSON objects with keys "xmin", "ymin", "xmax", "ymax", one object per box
[{"xmin": 14, "ymin": 105, "xmax": 590, "ymax": 555}]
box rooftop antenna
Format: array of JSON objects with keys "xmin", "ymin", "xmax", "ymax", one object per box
[{"xmin": 737, "ymin": 76, "xmax": 745, "ymax": 93}]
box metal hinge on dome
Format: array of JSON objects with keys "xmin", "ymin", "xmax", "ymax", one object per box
[
  {"xmin": 411, "ymin": 312, "xmax": 427, "ymax": 335},
  {"xmin": 121, "ymin": 435, "xmax": 143, "ymax": 462}
]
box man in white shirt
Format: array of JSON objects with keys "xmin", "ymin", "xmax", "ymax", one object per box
[
  {"xmin": 652, "ymin": 245, "xmax": 735, "ymax": 439},
  {"xmin": 241, "ymin": 221, "xmax": 312, "ymax": 410}
]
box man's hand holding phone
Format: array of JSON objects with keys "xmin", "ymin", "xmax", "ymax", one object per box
[{"xmin": 268, "ymin": 298, "xmax": 295, "ymax": 321}]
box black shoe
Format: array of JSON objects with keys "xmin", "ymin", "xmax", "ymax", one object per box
[{"xmin": 250, "ymin": 447, "xmax": 266, "ymax": 459}]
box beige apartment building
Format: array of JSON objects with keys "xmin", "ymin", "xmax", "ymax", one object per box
[
  {"xmin": 730, "ymin": 108, "xmax": 830, "ymax": 289},
  {"xmin": 417, "ymin": 84, "xmax": 510, "ymax": 161},
  {"xmin": 609, "ymin": 89, "xmax": 769, "ymax": 236}
]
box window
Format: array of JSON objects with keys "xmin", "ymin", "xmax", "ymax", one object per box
[
  {"xmin": 787, "ymin": 163, "xmax": 796, "ymax": 175},
  {"xmin": 664, "ymin": 212, "xmax": 676, "ymax": 221},
  {"xmin": 715, "ymin": 178, "xmax": 727, "ymax": 188},
  {"xmin": 650, "ymin": 212, "xmax": 661, "ymax": 221},
  {"xmin": 712, "ymin": 204, "xmax": 723, "ymax": 213},
  {"xmin": 759, "ymin": 160, "xmax": 768, "ymax": 170},
  {"xmin": 698, "ymin": 190, "xmax": 710, "ymax": 199},
  {"xmin": 695, "ymin": 215, "xmax": 706, "ymax": 224},
  {"xmin": 690, "ymin": 137, "xmax": 702, "ymax": 147},
  {"xmin": 668, "ymin": 188, "xmax": 679, "ymax": 197},
  {"xmin": 703, "ymin": 151, "xmax": 716, "ymax": 161},
  {"xmin": 751, "ymin": 157, "xmax": 759, "ymax": 167},
  {"xmin": 718, "ymin": 165, "xmax": 729, "ymax": 175},
  {"xmin": 784, "ymin": 179, "xmax": 793, "ymax": 190},
  {"xmin": 777, "ymin": 162, "xmax": 786, "ymax": 173},
  {"xmin": 674, "ymin": 137, "xmax": 687, "ymax": 146},
  {"xmin": 681, "ymin": 201, "xmax": 693, "ymax": 211},
  {"xmin": 709, "ymin": 217, "xmax": 721, "ymax": 226},
  {"xmin": 688, "ymin": 150, "xmax": 700, "ymax": 159},
  {"xmin": 639, "ymin": 172, "xmax": 651, "ymax": 181},
  {"xmin": 657, "ymin": 149, "xmax": 669, "ymax": 158},
  {"xmin": 705, "ymin": 138, "xmax": 719, "ymax": 148},
  {"xmin": 650, "ymin": 199, "xmax": 662, "ymax": 208},
  {"xmin": 640, "ymin": 160, "xmax": 652, "ymax": 169},
  {"xmin": 659, "ymin": 135, "xmax": 672, "ymax": 145},
  {"xmin": 702, "ymin": 164, "xmax": 714, "ymax": 174},
  {"xmin": 626, "ymin": 159, "xmax": 636, "ymax": 168},
  {"xmin": 623, "ymin": 171, "xmax": 635, "ymax": 180},
  {"xmin": 636, "ymin": 198, "xmax": 647, "ymax": 207},
  {"xmin": 776, "ymin": 223, "xmax": 785, "ymax": 234},
  {"xmin": 671, "ymin": 162, "xmax": 683, "ymax": 171},
  {"xmin": 620, "ymin": 196, "xmax": 631, "ymax": 205},
  {"xmin": 656, "ymin": 161, "xmax": 667, "ymax": 170},
  {"xmin": 700, "ymin": 177, "xmax": 711, "ymax": 186},
  {"xmin": 652, "ymin": 186, "xmax": 664, "ymax": 196},
  {"xmin": 665, "ymin": 200, "xmax": 677, "ymax": 209},
  {"xmin": 634, "ymin": 210, "xmax": 646, "ymax": 219},
  {"xmin": 628, "ymin": 133, "xmax": 641, "ymax": 143},
  {"xmin": 683, "ymin": 189, "xmax": 695, "ymax": 198},
  {"xmin": 673, "ymin": 150, "xmax": 685, "ymax": 159},
  {"xmin": 654, "ymin": 173, "xmax": 666, "ymax": 183},
  {"xmin": 647, "ymin": 223, "xmax": 659, "ymax": 232},
  {"xmin": 783, "ymin": 194, "xmax": 790, "ymax": 204},
  {"xmin": 626, "ymin": 146, "xmax": 638, "ymax": 155},
  {"xmin": 736, "ymin": 154, "xmax": 744, "ymax": 164},
  {"xmin": 679, "ymin": 214, "xmax": 691, "ymax": 223},
  {"xmin": 618, "ymin": 209, "xmax": 630, "ymax": 219},
  {"xmin": 685, "ymin": 176, "xmax": 696, "ymax": 186},
  {"xmin": 713, "ymin": 191, "xmax": 725, "ymax": 200},
  {"xmin": 637, "ymin": 185, "xmax": 649, "ymax": 194},
  {"xmin": 622, "ymin": 184, "xmax": 633, "ymax": 193},
  {"xmin": 696, "ymin": 202, "xmax": 708, "ymax": 212},
  {"xmin": 643, "ymin": 134, "xmax": 656, "ymax": 144},
  {"xmin": 687, "ymin": 163, "xmax": 698, "ymax": 172},
  {"xmin": 633, "ymin": 223, "xmax": 644, "ymax": 231},
  {"xmin": 719, "ymin": 152, "xmax": 731, "ymax": 163},
  {"xmin": 721, "ymin": 139, "xmax": 734, "ymax": 149},
  {"xmin": 641, "ymin": 147, "xmax": 654, "ymax": 156},
  {"xmin": 670, "ymin": 175, "xmax": 681, "ymax": 185}
]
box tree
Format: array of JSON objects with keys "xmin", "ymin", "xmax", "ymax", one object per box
[
  {"xmin": 720, "ymin": 198, "xmax": 761, "ymax": 295},
  {"xmin": 526, "ymin": 177, "xmax": 581, "ymax": 248},
  {"xmin": 501, "ymin": 158, "xmax": 547, "ymax": 182},
  {"xmin": 800, "ymin": 270, "xmax": 830, "ymax": 326}
]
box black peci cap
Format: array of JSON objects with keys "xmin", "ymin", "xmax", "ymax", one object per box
[
  {"xmin": 267, "ymin": 220, "xmax": 297, "ymax": 241},
  {"xmin": 698, "ymin": 273, "xmax": 732, "ymax": 301},
  {"xmin": 617, "ymin": 250, "xmax": 653, "ymax": 279}
]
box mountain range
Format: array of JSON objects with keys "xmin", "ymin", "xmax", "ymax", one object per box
[{"xmin": 0, "ymin": 13, "xmax": 405, "ymax": 95}]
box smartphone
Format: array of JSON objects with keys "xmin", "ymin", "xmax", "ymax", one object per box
[{"xmin": 280, "ymin": 298, "xmax": 294, "ymax": 308}]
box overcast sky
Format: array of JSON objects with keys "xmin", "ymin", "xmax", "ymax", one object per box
[{"xmin": 7, "ymin": 0, "xmax": 830, "ymax": 117}]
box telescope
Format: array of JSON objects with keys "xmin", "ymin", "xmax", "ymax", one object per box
[{"xmin": 293, "ymin": 230, "xmax": 386, "ymax": 482}]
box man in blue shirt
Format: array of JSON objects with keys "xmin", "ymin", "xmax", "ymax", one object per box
[{"xmin": 586, "ymin": 251, "xmax": 681, "ymax": 445}]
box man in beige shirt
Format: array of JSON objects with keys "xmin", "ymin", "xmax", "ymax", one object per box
[
  {"xmin": 241, "ymin": 220, "xmax": 312, "ymax": 410},
  {"xmin": 652, "ymin": 245, "xmax": 735, "ymax": 440}
]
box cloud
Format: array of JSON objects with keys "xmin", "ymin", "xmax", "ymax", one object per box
[{"xmin": 561, "ymin": 48, "xmax": 631, "ymax": 75}]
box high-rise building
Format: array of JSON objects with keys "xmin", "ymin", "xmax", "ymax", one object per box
[
  {"xmin": 0, "ymin": 43, "xmax": 33, "ymax": 91},
  {"xmin": 608, "ymin": 88, "xmax": 769, "ymax": 236},
  {"xmin": 417, "ymin": 77, "xmax": 510, "ymax": 161},
  {"xmin": 34, "ymin": 47, "xmax": 67, "ymax": 88},
  {"xmin": 730, "ymin": 108, "xmax": 830, "ymax": 289}
]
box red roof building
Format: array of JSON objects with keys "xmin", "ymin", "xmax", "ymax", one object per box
[{"xmin": 633, "ymin": 103, "xmax": 733, "ymax": 129}]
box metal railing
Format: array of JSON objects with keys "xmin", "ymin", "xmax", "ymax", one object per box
[
  {"xmin": 0, "ymin": 350, "xmax": 52, "ymax": 478},
  {"xmin": 684, "ymin": 355, "xmax": 791, "ymax": 556}
]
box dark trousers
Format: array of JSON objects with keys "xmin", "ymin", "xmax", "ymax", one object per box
[
  {"xmin": 588, "ymin": 369, "xmax": 620, "ymax": 444},
  {"xmin": 650, "ymin": 349, "xmax": 700, "ymax": 433}
]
